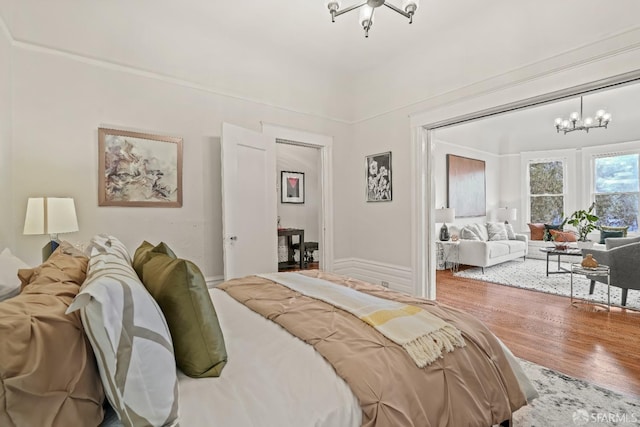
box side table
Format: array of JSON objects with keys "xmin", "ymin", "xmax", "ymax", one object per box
[
  {"xmin": 570, "ymin": 263, "xmax": 610, "ymax": 311},
  {"xmin": 436, "ymin": 240, "xmax": 460, "ymax": 272}
]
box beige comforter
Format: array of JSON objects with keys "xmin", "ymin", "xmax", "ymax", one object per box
[{"xmin": 219, "ymin": 270, "xmax": 527, "ymax": 427}]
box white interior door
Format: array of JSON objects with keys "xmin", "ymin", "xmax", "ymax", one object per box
[{"xmin": 221, "ymin": 122, "xmax": 278, "ymax": 280}]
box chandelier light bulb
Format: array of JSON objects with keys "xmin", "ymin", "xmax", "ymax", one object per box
[
  {"xmin": 583, "ymin": 117, "xmax": 594, "ymax": 127},
  {"xmin": 602, "ymin": 113, "xmax": 612, "ymax": 122},
  {"xmin": 562, "ymin": 120, "xmax": 570, "ymax": 129},
  {"xmin": 554, "ymin": 118, "xmax": 563, "ymax": 126},
  {"xmin": 595, "ymin": 109, "xmax": 606, "ymax": 119},
  {"xmin": 569, "ymin": 112, "xmax": 580, "ymax": 121}
]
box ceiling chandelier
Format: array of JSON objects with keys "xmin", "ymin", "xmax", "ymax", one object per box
[
  {"xmin": 554, "ymin": 96, "xmax": 612, "ymax": 134},
  {"xmin": 326, "ymin": 0, "xmax": 420, "ymax": 38}
]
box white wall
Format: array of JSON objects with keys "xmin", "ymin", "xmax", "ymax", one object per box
[
  {"xmin": 276, "ymin": 143, "xmax": 320, "ymax": 242},
  {"xmin": 432, "ymin": 140, "xmax": 501, "ymax": 229},
  {"xmin": 0, "ymin": 19, "xmax": 11, "ymax": 248},
  {"xmin": 346, "ymin": 110, "xmax": 412, "ymax": 268},
  {"xmin": 9, "ymin": 46, "xmax": 352, "ymax": 276}
]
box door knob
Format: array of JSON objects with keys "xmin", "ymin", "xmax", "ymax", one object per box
[{"xmin": 229, "ymin": 236, "xmax": 238, "ymax": 241}]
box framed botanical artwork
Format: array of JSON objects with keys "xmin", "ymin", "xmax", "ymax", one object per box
[
  {"xmin": 366, "ymin": 151, "xmax": 392, "ymax": 202},
  {"xmin": 98, "ymin": 128, "xmax": 183, "ymax": 207},
  {"xmin": 281, "ymin": 171, "xmax": 305, "ymax": 204},
  {"xmin": 446, "ymin": 154, "xmax": 486, "ymax": 217}
]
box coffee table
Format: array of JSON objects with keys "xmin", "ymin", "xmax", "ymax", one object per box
[{"xmin": 539, "ymin": 247, "xmax": 583, "ymax": 276}]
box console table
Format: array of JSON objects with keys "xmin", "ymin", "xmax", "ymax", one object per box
[{"xmin": 278, "ymin": 228, "xmax": 304, "ymax": 270}]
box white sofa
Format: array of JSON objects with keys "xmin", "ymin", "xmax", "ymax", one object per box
[{"xmin": 449, "ymin": 223, "xmax": 528, "ymax": 272}]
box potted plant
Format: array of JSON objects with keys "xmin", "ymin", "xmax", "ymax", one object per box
[{"xmin": 566, "ymin": 202, "xmax": 599, "ymax": 248}]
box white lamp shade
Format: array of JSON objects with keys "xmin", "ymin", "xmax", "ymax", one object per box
[
  {"xmin": 434, "ymin": 207, "xmax": 455, "ymax": 224},
  {"xmin": 496, "ymin": 207, "xmax": 517, "ymax": 222},
  {"xmin": 24, "ymin": 197, "xmax": 79, "ymax": 235}
]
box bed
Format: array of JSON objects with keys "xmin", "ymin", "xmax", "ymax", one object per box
[{"xmin": 0, "ymin": 236, "xmax": 536, "ymax": 427}]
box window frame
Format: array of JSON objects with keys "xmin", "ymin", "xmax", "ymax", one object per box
[
  {"xmin": 526, "ymin": 158, "xmax": 568, "ymax": 224},
  {"xmin": 591, "ymin": 151, "xmax": 640, "ymax": 231}
]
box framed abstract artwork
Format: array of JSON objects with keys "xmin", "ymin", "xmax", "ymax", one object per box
[
  {"xmin": 366, "ymin": 151, "xmax": 392, "ymax": 202},
  {"xmin": 98, "ymin": 128, "xmax": 183, "ymax": 207},
  {"xmin": 281, "ymin": 171, "xmax": 305, "ymax": 204},
  {"xmin": 447, "ymin": 154, "xmax": 486, "ymax": 217}
]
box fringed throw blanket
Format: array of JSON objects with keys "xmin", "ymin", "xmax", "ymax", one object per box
[
  {"xmin": 258, "ymin": 272, "xmax": 465, "ymax": 367},
  {"xmin": 219, "ymin": 270, "xmax": 528, "ymax": 427}
]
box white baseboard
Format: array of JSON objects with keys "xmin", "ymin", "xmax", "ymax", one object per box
[
  {"xmin": 332, "ymin": 258, "xmax": 414, "ymax": 295},
  {"xmin": 205, "ymin": 275, "xmax": 225, "ymax": 288}
]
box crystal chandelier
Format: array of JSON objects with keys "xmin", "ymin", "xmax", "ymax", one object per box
[
  {"xmin": 554, "ymin": 96, "xmax": 612, "ymax": 134},
  {"xmin": 326, "ymin": 0, "xmax": 419, "ymax": 38}
]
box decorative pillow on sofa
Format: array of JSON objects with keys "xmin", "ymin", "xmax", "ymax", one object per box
[
  {"xmin": 0, "ymin": 243, "xmax": 104, "ymax": 427},
  {"xmin": 599, "ymin": 226, "xmax": 628, "ymax": 244},
  {"xmin": 543, "ymin": 223, "xmax": 563, "ymax": 241},
  {"xmin": 138, "ymin": 245, "xmax": 228, "ymax": 378},
  {"xmin": 486, "ymin": 222, "xmax": 509, "ymax": 241},
  {"xmin": 601, "ymin": 225, "xmax": 628, "ymax": 237},
  {"xmin": 460, "ymin": 226, "xmax": 482, "ymax": 241},
  {"xmin": 550, "ymin": 229, "xmax": 577, "ymax": 242},
  {"xmin": 460, "ymin": 223, "xmax": 487, "ymax": 241},
  {"xmin": 527, "ymin": 223, "xmax": 545, "ymax": 241},
  {"xmin": 67, "ymin": 235, "xmax": 179, "ymax": 427},
  {"xmin": 0, "ymin": 248, "xmax": 29, "ymax": 301},
  {"xmin": 504, "ymin": 223, "xmax": 517, "ymax": 240},
  {"xmin": 599, "ymin": 230, "xmax": 624, "ymax": 244}
]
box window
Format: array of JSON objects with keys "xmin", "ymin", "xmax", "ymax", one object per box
[
  {"xmin": 593, "ymin": 153, "xmax": 639, "ymax": 232},
  {"xmin": 528, "ymin": 160, "xmax": 565, "ymax": 224}
]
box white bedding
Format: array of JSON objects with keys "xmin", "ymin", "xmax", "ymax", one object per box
[
  {"xmin": 102, "ymin": 286, "xmax": 536, "ymax": 427},
  {"xmin": 102, "ymin": 288, "xmax": 362, "ymax": 427}
]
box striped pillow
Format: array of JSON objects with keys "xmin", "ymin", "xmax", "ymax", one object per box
[{"xmin": 67, "ymin": 235, "xmax": 179, "ymax": 427}]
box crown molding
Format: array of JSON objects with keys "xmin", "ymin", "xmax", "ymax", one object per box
[
  {"xmin": 3, "ymin": 10, "xmax": 640, "ymax": 126},
  {"xmin": 392, "ymin": 25, "xmax": 640, "ymax": 127},
  {"xmin": 9, "ymin": 37, "xmax": 352, "ymax": 126}
]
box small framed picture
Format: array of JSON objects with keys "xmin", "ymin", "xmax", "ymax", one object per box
[
  {"xmin": 366, "ymin": 151, "xmax": 392, "ymax": 202},
  {"xmin": 281, "ymin": 171, "xmax": 305, "ymax": 204}
]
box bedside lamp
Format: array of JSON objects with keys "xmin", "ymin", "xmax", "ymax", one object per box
[
  {"xmin": 496, "ymin": 207, "xmax": 517, "ymax": 224},
  {"xmin": 24, "ymin": 197, "xmax": 79, "ymax": 261},
  {"xmin": 435, "ymin": 207, "xmax": 455, "ymax": 241}
]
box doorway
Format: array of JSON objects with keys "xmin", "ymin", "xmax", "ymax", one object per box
[
  {"xmin": 262, "ymin": 123, "xmax": 335, "ymax": 273},
  {"xmin": 412, "ymin": 70, "xmax": 640, "ymax": 300},
  {"xmin": 276, "ymin": 141, "xmax": 322, "ymax": 271}
]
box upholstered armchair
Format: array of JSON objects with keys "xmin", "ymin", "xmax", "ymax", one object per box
[{"xmin": 581, "ymin": 236, "xmax": 640, "ymax": 306}]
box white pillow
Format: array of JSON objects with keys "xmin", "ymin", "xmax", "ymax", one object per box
[
  {"xmin": 67, "ymin": 236, "xmax": 179, "ymax": 427},
  {"xmin": 460, "ymin": 226, "xmax": 482, "ymax": 241},
  {"xmin": 505, "ymin": 223, "xmax": 517, "ymax": 240},
  {"xmin": 0, "ymin": 248, "xmax": 30, "ymax": 301},
  {"xmin": 487, "ymin": 222, "xmax": 509, "ymax": 241}
]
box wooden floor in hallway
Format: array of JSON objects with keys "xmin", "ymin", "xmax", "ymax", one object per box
[{"xmin": 436, "ymin": 268, "xmax": 640, "ymax": 398}]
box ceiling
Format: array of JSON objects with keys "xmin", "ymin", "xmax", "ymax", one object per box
[
  {"xmin": 1, "ymin": 0, "xmax": 640, "ymax": 122},
  {"xmin": 435, "ymin": 80, "xmax": 640, "ymax": 155}
]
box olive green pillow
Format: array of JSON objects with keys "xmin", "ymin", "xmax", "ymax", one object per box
[
  {"xmin": 142, "ymin": 254, "xmax": 227, "ymax": 378},
  {"xmin": 133, "ymin": 241, "xmax": 176, "ymax": 280}
]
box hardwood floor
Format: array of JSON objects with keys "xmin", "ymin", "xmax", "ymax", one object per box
[{"xmin": 436, "ymin": 268, "xmax": 640, "ymax": 398}]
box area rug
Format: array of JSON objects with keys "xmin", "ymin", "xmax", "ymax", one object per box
[
  {"xmin": 453, "ymin": 259, "xmax": 640, "ymax": 311},
  {"xmin": 513, "ymin": 359, "xmax": 640, "ymax": 426}
]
